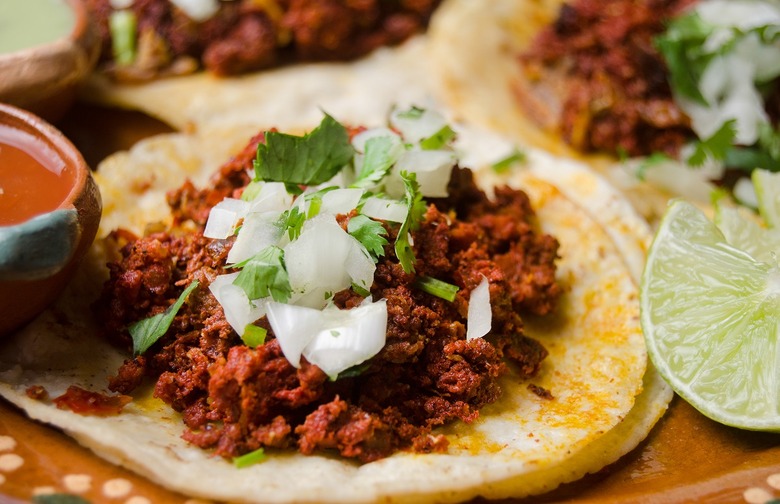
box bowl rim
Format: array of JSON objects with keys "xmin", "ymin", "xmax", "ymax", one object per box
[{"xmin": 0, "ymin": 102, "xmax": 91, "ymax": 218}]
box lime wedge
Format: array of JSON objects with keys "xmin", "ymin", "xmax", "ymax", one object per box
[
  {"xmin": 641, "ymin": 200, "xmax": 780, "ymax": 431},
  {"xmin": 714, "ymin": 204, "xmax": 780, "ymax": 264}
]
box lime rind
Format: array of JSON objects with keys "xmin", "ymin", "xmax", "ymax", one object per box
[{"xmin": 641, "ymin": 200, "xmax": 780, "ymax": 431}]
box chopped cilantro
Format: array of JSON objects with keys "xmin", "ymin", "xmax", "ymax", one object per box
[
  {"xmin": 129, "ymin": 281, "xmax": 200, "ymax": 356},
  {"xmin": 395, "ymin": 171, "xmax": 427, "ymax": 274},
  {"xmin": 332, "ymin": 362, "xmax": 371, "ymax": 380},
  {"xmin": 655, "ymin": 12, "xmax": 715, "ymax": 105},
  {"xmin": 492, "ymin": 149, "xmax": 527, "ymax": 173},
  {"xmin": 254, "ymin": 114, "xmax": 354, "ymax": 188},
  {"xmin": 414, "ymin": 276, "xmax": 460, "ymax": 302},
  {"xmin": 233, "ymin": 448, "xmax": 266, "ymax": 468},
  {"xmin": 233, "ymin": 246, "xmax": 291, "ymax": 302},
  {"xmin": 351, "ymin": 136, "xmax": 397, "ymax": 189},
  {"xmin": 242, "ymin": 324, "xmax": 267, "ymax": 348},
  {"xmin": 276, "ymin": 206, "xmax": 306, "ymax": 241},
  {"xmin": 420, "ymin": 125, "xmax": 456, "ymax": 150},
  {"xmin": 687, "ymin": 120, "xmax": 737, "ymax": 166},
  {"xmin": 351, "ymin": 283, "xmax": 371, "ymax": 297},
  {"xmin": 347, "ymin": 214, "xmax": 388, "ymax": 262},
  {"xmin": 109, "ymin": 10, "xmax": 136, "ymax": 66}
]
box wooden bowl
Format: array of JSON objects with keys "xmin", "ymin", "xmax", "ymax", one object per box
[
  {"xmin": 0, "ymin": 0, "xmax": 100, "ymax": 122},
  {"xmin": 0, "ymin": 103, "xmax": 101, "ymax": 336}
]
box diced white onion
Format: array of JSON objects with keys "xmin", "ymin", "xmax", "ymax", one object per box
[
  {"xmin": 203, "ymin": 198, "xmax": 249, "ymax": 239},
  {"xmin": 389, "ymin": 108, "xmax": 449, "ymax": 144},
  {"xmin": 301, "ymin": 299, "xmax": 388, "ymax": 378},
  {"xmin": 267, "ymin": 299, "xmax": 388, "ymax": 376},
  {"xmin": 734, "ymin": 177, "xmax": 759, "ymax": 208},
  {"xmin": 226, "ymin": 211, "xmax": 284, "ymax": 264},
  {"xmin": 109, "ymin": 0, "xmax": 134, "ymax": 8},
  {"xmin": 247, "ymin": 182, "xmax": 293, "ymax": 214},
  {"xmin": 284, "ymin": 215, "xmax": 375, "ymax": 309},
  {"xmin": 320, "ymin": 188, "xmax": 364, "ymax": 215},
  {"xmin": 169, "ymin": 0, "xmax": 219, "ymax": 21},
  {"xmin": 467, "ymin": 275, "xmax": 491, "ymax": 341},
  {"xmin": 384, "ymin": 149, "xmax": 456, "ymax": 198},
  {"xmin": 209, "ymin": 273, "xmax": 267, "ymax": 335},
  {"xmin": 351, "ymin": 127, "xmax": 403, "ymax": 153},
  {"xmin": 265, "ymin": 302, "xmax": 327, "ymax": 368},
  {"xmin": 360, "ymin": 196, "xmax": 408, "ymax": 223}
]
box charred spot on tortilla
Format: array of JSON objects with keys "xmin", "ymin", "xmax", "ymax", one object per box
[
  {"xmin": 92, "ymin": 111, "xmax": 563, "ymax": 463},
  {"xmin": 84, "ymin": 0, "xmax": 444, "ymax": 81},
  {"xmin": 517, "ymin": 0, "xmax": 696, "ymax": 158}
]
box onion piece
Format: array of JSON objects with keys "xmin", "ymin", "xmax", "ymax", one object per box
[
  {"xmin": 302, "ymin": 299, "xmax": 388, "ymax": 378},
  {"xmin": 360, "ymin": 196, "xmax": 407, "ymax": 223},
  {"xmin": 467, "ymin": 275, "xmax": 491, "ymax": 341},
  {"xmin": 267, "ymin": 299, "xmax": 388, "ymax": 376},
  {"xmin": 384, "ymin": 149, "xmax": 456, "ymax": 198},
  {"xmin": 209, "ymin": 273, "xmax": 267, "ymax": 335},
  {"xmin": 203, "ymin": 198, "xmax": 249, "ymax": 239},
  {"xmin": 227, "ymin": 211, "xmax": 284, "ymax": 265},
  {"xmin": 284, "ymin": 215, "xmax": 375, "ymax": 308},
  {"xmin": 247, "ymin": 182, "xmax": 293, "ymax": 214},
  {"xmin": 320, "ymin": 188, "xmax": 364, "ymax": 215},
  {"xmin": 389, "ymin": 108, "xmax": 449, "ymax": 144},
  {"xmin": 351, "ymin": 127, "xmax": 403, "ymax": 153},
  {"xmin": 169, "ymin": 0, "xmax": 220, "ymax": 21}
]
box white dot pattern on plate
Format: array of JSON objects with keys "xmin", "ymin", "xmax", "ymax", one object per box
[
  {"xmin": 768, "ymin": 473, "xmax": 780, "ymax": 490},
  {"xmin": 32, "ymin": 486, "xmax": 57, "ymax": 496},
  {"xmin": 743, "ymin": 487, "xmax": 774, "ymax": 504},
  {"xmin": 63, "ymin": 473, "xmax": 92, "ymax": 493},
  {"xmin": 0, "ymin": 436, "xmax": 16, "ymax": 452},
  {"xmin": 103, "ymin": 478, "xmax": 133, "ymax": 498},
  {"xmin": 0, "ymin": 453, "xmax": 23, "ymax": 472},
  {"xmin": 124, "ymin": 496, "xmax": 151, "ymax": 504}
]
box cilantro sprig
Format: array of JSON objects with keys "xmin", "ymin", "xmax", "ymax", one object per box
[
  {"xmin": 254, "ymin": 114, "xmax": 354, "ymax": 190},
  {"xmin": 129, "ymin": 281, "xmax": 200, "ymax": 356},
  {"xmin": 233, "ymin": 246, "xmax": 292, "ymax": 302},
  {"xmin": 351, "ymin": 136, "xmax": 397, "ymax": 189},
  {"xmin": 395, "ymin": 171, "xmax": 427, "ymax": 274},
  {"xmin": 348, "ymin": 214, "xmax": 388, "ymax": 262}
]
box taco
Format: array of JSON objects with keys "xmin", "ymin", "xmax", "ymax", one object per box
[
  {"xmin": 83, "ymin": 0, "xmax": 442, "ymax": 81},
  {"xmin": 0, "ymin": 109, "xmax": 670, "ymax": 502},
  {"xmin": 429, "ymin": 0, "xmax": 780, "ymax": 223}
]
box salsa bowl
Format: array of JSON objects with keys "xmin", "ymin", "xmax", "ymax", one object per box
[
  {"xmin": 0, "ymin": 0, "xmax": 100, "ymax": 122},
  {"xmin": 0, "ymin": 103, "xmax": 101, "ymax": 336}
]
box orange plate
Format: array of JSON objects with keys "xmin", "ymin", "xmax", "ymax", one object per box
[{"xmin": 0, "ymin": 104, "xmax": 779, "ymax": 504}]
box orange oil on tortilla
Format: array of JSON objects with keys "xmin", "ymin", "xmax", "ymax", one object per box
[{"xmin": 0, "ymin": 124, "xmax": 74, "ymax": 225}]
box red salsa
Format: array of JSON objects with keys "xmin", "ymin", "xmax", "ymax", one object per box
[{"xmin": 0, "ymin": 125, "xmax": 75, "ymax": 226}]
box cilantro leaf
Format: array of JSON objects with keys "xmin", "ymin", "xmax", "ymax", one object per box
[
  {"xmin": 233, "ymin": 246, "xmax": 291, "ymax": 302},
  {"xmin": 687, "ymin": 119, "xmax": 737, "ymax": 166},
  {"xmin": 347, "ymin": 214, "xmax": 388, "ymax": 262},
  {"xmin": 351, "ymin": 136, "xmax": 396, "ymax": 189},
  {"xmin": 395, "ymin": 171, "xmax": 427, "ymax": 274},
  {"xmin": 254, "ymin": 114, "xmax": 354, "ymax": 187},
  {"xmin": 655, "ymin": 12, "xmax": 715, "ymax": 105},
  {"xmin": 129, "ymin": 281, "xmax": 200, "ymax": 356},
  {"xmin": 276, "ymin": 206, "xmax": 306, "ymax": 241}
]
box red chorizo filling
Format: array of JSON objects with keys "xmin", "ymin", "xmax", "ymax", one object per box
[
  {"xmin": 84, "ymin": 0, "xmax": 442, "ymax": 81},
  {"xmin": 93, "ymin": 117, "xmax": 561, "ymax": 463},
  {"xmin": 519, "ymin": 0, "xmax": 697, "ymax": 157}
]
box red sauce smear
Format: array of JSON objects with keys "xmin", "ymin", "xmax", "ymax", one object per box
[
  {"xmin": 0, "ymin": 125, "xmax": 74, "ymax": 226},
  {"xmin": 53, "ymin": 385, "xmax": 132, "ymax": 417}
]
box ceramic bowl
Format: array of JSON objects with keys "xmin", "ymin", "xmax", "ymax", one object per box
[
  {"xmin": 0, "ymin": 0, "xmax": 100, "ymax": 122},
  {"xmin": 0, "ymin": 103, "xmax": 101, "ymax": 336}
]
